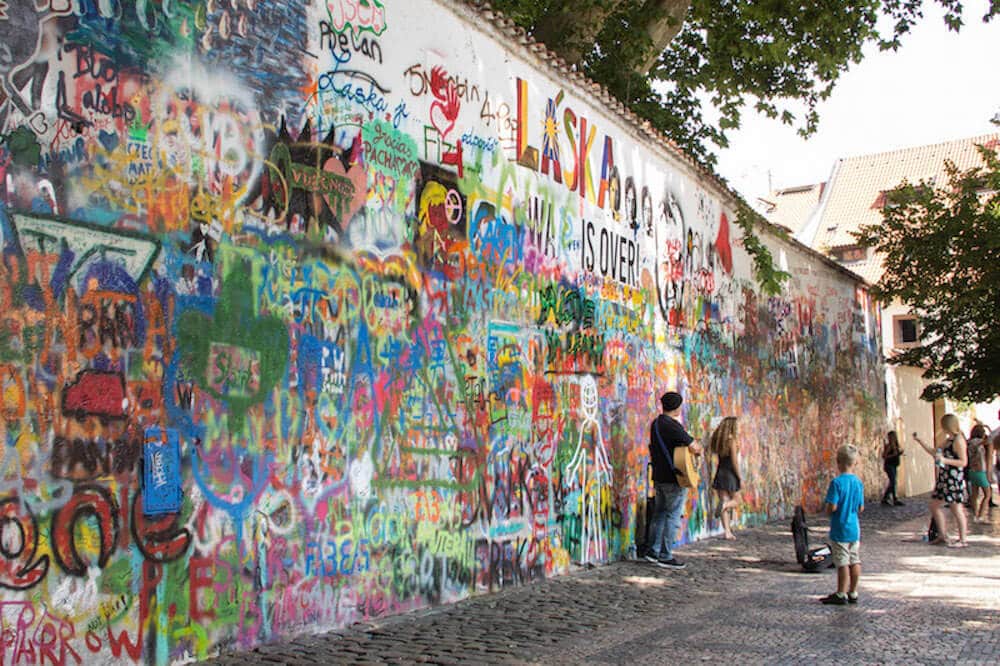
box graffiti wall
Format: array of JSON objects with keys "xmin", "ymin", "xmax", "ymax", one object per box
[{"xmin": 0, "ymin": 0, "xmax": 884, "ymax": 663}]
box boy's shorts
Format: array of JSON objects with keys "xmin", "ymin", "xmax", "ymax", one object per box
[{"xmin": 831, "ymin": 540, "xmax": 860, "ymax": 567}]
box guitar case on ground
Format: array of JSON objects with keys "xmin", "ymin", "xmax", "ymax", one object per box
[{"xmin": 791, "ymin": 505, "xmax": 833, "ymax": 572}]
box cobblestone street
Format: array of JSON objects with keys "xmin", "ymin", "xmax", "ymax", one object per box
[{"xmin": 205, "ymin": 498, "xmax": 1000, "ymax": 664}]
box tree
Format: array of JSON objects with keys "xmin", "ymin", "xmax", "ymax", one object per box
[
  {"xmin": 490, "ymin": 1, "xmax": 999, "ymax": 168},
  {"xmin": 854, "ymin": 144, "xmax": 1000, "ymax": 403}
]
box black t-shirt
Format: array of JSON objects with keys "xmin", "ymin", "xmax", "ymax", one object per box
[
  {"xmin": 883, "ymin": 441, "xmax": 902, "ymax": 468},
  {"xmin": 649, "ymin": 413, "xmax": 693, "ymax": 484}
]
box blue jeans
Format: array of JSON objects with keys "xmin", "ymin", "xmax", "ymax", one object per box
[{"xmin": 648, "ymin": 482, "xmax": 687, "ymax": 559}]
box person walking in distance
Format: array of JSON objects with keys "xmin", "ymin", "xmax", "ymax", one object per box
[
  {"xmin": 881, "ymin": 431, "xmax": 904, "ymax": 506},
  {"xmin": 987, "ymin": 410, "xmax": 1000, "ymax": 507},
  {"xmin": 966, "ymin": 424, "xmax": 992, "ymax": 523},
  {"xmin": 914, "ymin": 413, "xmax": 969, "ymax": 547},
  {"xmin": 710, "ymin": 417, "xmax": 741, "ymax": 540},
  {"xmin": 645, "ymin": 391, "xmax": 702, "ymax": 569},
  {"xmin": 820, "ymin": 444, "xmax": 865, "ymax": 605}
]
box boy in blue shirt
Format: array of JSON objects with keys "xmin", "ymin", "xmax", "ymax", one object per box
[{"xmin": 820, "ymin": 444, "xmax": 865, "ymax": 605}]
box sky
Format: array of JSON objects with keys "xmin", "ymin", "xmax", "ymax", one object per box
[{"xmin": 712, "ymin": 3, "xmax": 1000, "ymax": 204}]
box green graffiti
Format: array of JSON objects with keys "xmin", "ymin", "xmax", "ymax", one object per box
[
  {"xmin": 363, "ymin": 119, "xmax": 419, "ymax": 186},
  {"xmin": 178, "ymin": 258, "xmax": 289, "ymax": 434},
  {"xmin": 1, "ymin": 126, "xmax": 41, "ymax": 168}
]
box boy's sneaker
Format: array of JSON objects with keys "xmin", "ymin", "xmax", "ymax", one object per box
[
  {"xmin": 847, "ymin": 593, "xmax": 858, "ymax": 604},
  {"xmin": 643, "ymin": 553, "xmax": 660, "ymax": 564},
  {"xmin": 894, "ymin": 500, "xmax": 905, "ymax": 506},
  {"xmin": 820, "ymin": 593, "xmax": 848, "ymax": 605},
  {"xmin": 655, "ymin": 557, "xmax": 686, "ymax": 570}
]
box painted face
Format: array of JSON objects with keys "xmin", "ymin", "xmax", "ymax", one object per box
[
  {"xmin": 641, "ymin": 188, "xmax": 653, "ymax": 235},
  {"xmin": 655, "ymin": 194, "xmax": 686, "ymax": 322},
  {"xmin": 609, "ymin": 167, "xmax": 621, "ymax": 216},
  {"xmin": 625, "ymin": 181, "xmax": 637, "ymax": 223}
]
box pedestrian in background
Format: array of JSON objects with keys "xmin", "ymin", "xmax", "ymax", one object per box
[
  {"xmin": 914, "ymin": 413, "xmax": 969, "ymax": 548},
  {"xmin": 987, "ymin": 410, "xmax": 1000, "ymax": 507},
  {"xmin": 820, "ymin": 444, "xmax": 865, "ymax": 606},
  {"xmin": 966, "ymin": 424, "xmax": 992, "ymax": 523},
  {"xmin": 881, "ymin": 430, "xmax": 904, "ymax": 506},
  {"xmin": 710, "ymin": 416, "xmax": 741, "ymax": 540}
]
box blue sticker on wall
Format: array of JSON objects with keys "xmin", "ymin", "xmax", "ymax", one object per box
[{"xmin": 143, "ymin": 427, "xmax": 183, "ymax": 515}]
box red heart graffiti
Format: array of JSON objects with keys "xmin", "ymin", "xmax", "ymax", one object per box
[
  {"xmin": 429, "ymin": 66, "xmax": 460, "ymax": 139},
  {"xmin": 716, "ymin": 212, "xmax": 733, "ymax": 275}
]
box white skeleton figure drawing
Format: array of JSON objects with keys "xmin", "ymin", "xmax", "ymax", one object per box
[{"xmin": 565, "ymin": 375, "xmax": 612, "ymax": 564}]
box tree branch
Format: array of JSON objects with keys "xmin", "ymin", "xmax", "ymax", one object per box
[
  {"xmin": 636, "ymin": 0, "xmax": 692, "ymax": 74},
  {"xmin": 533, "ymin": 0, "xmax": 626, "ymax": 67}
]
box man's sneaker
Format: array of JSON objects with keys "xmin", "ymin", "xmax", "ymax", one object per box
[
  {"xmin": 847, "ymin": 594, "xmax": 858, "ymax": 604},
  {"xmin": 655, "ymin": 557, "xmax": 686, "ymax": 570},
  {"xmin": 643, "ymin": 553, "xmax": 660, "ymax": 564},
  {"xmin": 820, "ymin": 593, "xmax": 848, "ymax": 605},
  {"xmin": 893, "ymin": 500, "xmax": 905, "ymax": 506}
]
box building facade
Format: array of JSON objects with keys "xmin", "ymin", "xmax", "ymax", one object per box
[{"xmin": 763, "ymin": 134, "xmax": 1000, "ymax": 496}]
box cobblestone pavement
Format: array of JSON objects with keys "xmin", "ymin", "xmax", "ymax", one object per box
[{"xmin": 205, "ymin": 498, "xmax": 1000, "ymax": 665}]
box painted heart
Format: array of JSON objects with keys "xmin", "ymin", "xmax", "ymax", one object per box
[
  {"xmin": 98, "ymin": 129, "xmax": 119, "ymax": 153},
  {"xmin": 429, "ymin": 100, "xmax": 457, "ymax": 140},
  {"xmin": 28, "ymin": 112, "xmax": 49, "ymax": 136},
  {"xmin": 322, "ymin": 157, "xmax": 367, "ymax": 227}
]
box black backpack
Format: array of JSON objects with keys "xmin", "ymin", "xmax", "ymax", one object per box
[{"xmin": 791, "ymin": 505, "xmax": 833, "ymax": 572}]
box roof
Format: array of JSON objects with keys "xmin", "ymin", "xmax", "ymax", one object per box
[
  {"xmin": 798, "ymin": 133, "xmax": 1000, "ymax": 283},
  {"xmin": 758, "ymin": 183, "xmax": 825, "ymax": 235}
]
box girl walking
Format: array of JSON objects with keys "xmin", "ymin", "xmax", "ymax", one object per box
[
  {"xmin": 915, "ymin": 414, "xmax": 969, "ymax": 548},
  {"xmin": 881, "ymin": 431, "xmax": 904, "ymax": 506},
  {"xmin": 710, "ymin": 417, "xmax": 741, "ymax": 540}
]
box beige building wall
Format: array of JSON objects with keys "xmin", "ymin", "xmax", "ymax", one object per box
[
  {"xmin": 882, "ymin": 301, "xmax": 936, "ymax": 496},
  {"xmin": 886, "ymin": 364, "xmax": 937, "ymax": 496}
]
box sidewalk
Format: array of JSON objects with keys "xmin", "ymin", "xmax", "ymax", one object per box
[{"xmin": 204, "ymin": 499, "xmax": 1000, "ymax": 665}]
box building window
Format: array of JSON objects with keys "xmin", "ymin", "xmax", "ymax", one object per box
[
  {"xmin": 894, "ymin": 316, "xmax": 919, "ymax": 347},
  {"xmin": 833, "ymin": 245, "xmax": 867, "ymax": 263}
]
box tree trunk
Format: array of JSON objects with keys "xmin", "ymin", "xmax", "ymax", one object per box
[
  {"xmin": 636, "ymin": 0, "xmax": 692, "ymax": 74},
  {"xmin": 533, "ymin": 0, "xmax": 626, "ymax": 67}
]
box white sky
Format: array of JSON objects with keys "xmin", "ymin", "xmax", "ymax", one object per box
[{"xmin": 712, "ymin": 3, "xmax": 1000, "ymax": 203}]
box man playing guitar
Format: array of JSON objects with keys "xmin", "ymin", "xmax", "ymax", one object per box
[{"xmin": 646, "ymin": 391, "xmax": 703, "ymax": 569}]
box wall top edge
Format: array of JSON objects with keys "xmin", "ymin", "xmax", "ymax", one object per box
[{"xmin": 444, "ymin": 0, "xmax": 871, "ymax": 290}]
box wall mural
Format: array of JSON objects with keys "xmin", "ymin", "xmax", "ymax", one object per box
[{"xmin": 0, "ymin": 1, "xmax": 884, "ymax": 663}]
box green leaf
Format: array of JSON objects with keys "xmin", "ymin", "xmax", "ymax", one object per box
[{"xmin": 734, "ymin": 201, "xmax": 790, "ymax": 296}]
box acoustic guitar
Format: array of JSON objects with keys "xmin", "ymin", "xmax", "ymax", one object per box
[{"xmin": 672, "ymin": 446, "xmax": 701, "ymax": 489}]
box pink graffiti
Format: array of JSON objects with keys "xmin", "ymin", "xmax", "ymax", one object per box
[{"xmin": 326, "ymin": 0, "xmax": 387, "ymax": 37}]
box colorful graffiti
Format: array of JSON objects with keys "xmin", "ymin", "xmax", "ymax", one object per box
[{"xmin": 0, "ymin": 0, "xmax": 884, "ymax": 663}]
